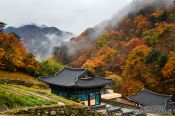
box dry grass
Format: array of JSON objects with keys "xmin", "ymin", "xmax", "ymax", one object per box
[{"xmin": 0, "ymin": 71, "xmax": 46, "ymax": 87}]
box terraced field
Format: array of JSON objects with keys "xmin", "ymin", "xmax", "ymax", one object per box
[{"xmin": 0, "ymin": 84, "xmax": 79, "ymax": 112}]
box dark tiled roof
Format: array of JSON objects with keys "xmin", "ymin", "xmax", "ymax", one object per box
[
  {"xmin": 39, "ymin": 67, "xmax": 113, "ymax": 88},
  {"xmin": 128, "ymin": 89, "xmax": 172, "ymax": 106}
]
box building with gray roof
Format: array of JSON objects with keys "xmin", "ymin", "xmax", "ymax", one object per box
[{"xmin": 39, "ymin": 67, "xmax": 113, "ymax": 106}]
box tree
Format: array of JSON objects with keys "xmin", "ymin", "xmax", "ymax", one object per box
[
  {"xmin": 123, "ymin": 45, "xmax": 151, "ymax": 79},
  {"xmin": 150, "ymin": 9, "xmax": 168, "ymax": 23},
  {"xmin": 126, "ymin": 38, "xmax": 144, "ymax": 49},
  {"xmin": 134, "ymin": 15, "xmax": 150, "ymax": 36},
  {"xmin": 119, "ymin": 79, "xmax": 144, "ymax": 96},
  {"xmin": 141, "ymin": 29, "xmax": 160, "ymax": 47},
  {"xmin": 142, "ymin": 22, "xmax": 175, "ymax": 47},
  {"xmin": 95, "ymin": 35, "xmax": 109, "ymax": 49},
  {"xmin": 145, "ymin": 49, "xmax": 160, "ymax": 64},
  {"xmin": 0, "ymin": 32, "xmax": 39, "ymax": 76},
  {"xmin": 83, "ymin": 45, "xmax": 117, "ymax": 75},
  {"xmin": 0, "ymin": 33, "xmax": 27, "ymax": 71},
  {"xmin": 24, "ymin": 53, "xmax": 40, "ymax": 76},
  {"xmin": 156, "ymin": 53, "xmax": 168, "ymax": 69},
  {"xmin": 105, "ymin": 72, "xmax": 123, "ymax": 92},
  {"xmin": 39, "ymin": 58, "xmax": 63, "ymax": 76},
  {"xmin": 161, "ymin": 52, "xmax": 175, "ymax": 78}
]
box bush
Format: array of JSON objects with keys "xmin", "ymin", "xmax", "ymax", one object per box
[{"xmin": 39, "ymin": 58, "xmax": 63, "ymax": 76}]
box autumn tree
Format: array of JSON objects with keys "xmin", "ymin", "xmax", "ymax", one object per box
[
  {"xmin": 123, "ymin": 45, "xmax": 151, "ymax": 79},
  {"xmin": 145, "ymin": 49, "xmax": 160, "ymax": 64},
  {"xmin": 0, "ymin": 33, "xmax": 26, "ymax": 71},
  {"xmin": 83, "ymin": 45, "xmax": 117, "ymax": 75},
  {"xmin": 119, "ymin": 79, "xmax": 144, "ymax": 96},
  {"xmin": 0, "ymin": 32, "xmax": 39, "ymax": 76},
  {"xmin": 126, "ymin": 38, "xmax": 144, "ymax": 49},
  {"xmin": 160, "ymin": 52, "xmax": 175, "ymax": 94},
  {"xmin": 149, "ymin": 9, "xmax": 168, "ymax": 24},
  {"xmin": 134, "ymin": 15, "xmax": 150, "ymax": 36},
  {"xmin": 105, "ymin": 71, "xmax": 123, "ymax": 92},
  {"xmin": 162, "ymin": 52, "xmax": 175, "ymax": 78},
  {"xmin": 142, "ymin": 22, "xmax": 175, "ymax": 47},
  {"xmin": 141, "ymin": 29, "xmax": 160, "ymax": 47},
  {"xmin": 24, "ymin": 53, "xmax": 40, "ymax": 76},
  {"xmin": 95, "ymin": 35, "xmax": 109, "ymax": 49}
]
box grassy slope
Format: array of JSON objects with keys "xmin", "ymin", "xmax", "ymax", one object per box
[
  {"xmin": 0, "ymin": 71, "xmax": 46, "ymax": 87},
  {"xmin": 0, "ymin": 71, "xmax": 80, "ymax": 111}
]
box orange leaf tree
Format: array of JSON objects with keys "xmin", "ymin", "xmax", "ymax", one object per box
[{"xmin": 83, "ymin": 45, "xmax": 117, "ymax": 75}]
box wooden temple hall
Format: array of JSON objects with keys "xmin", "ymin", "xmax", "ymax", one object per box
[{"xmin": 39, "ymin": 67, "xmax": 113, "ymax": 106}]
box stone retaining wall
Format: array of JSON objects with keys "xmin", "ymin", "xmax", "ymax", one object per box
[
  {"xmin": 0, "ymin": 79, "xmax": 48, "ymax": 88},
  {"xmin": 0, "ymin": 105, "xmax": 106, "ymax": 116}
]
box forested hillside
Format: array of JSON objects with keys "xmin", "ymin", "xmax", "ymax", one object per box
[
  {"xmin": 0, "ymin": 30, "xmax": 39, "ymax": 76},
  {"xmin": 53, "ymin": 0, "xmax": 175, "ymax": 96},
  {"xmin": 0, "ymin": 23, "xmax": 63, "ymax": 77}
]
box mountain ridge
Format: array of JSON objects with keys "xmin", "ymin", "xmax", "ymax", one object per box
[{"xmin": 5, "ymin": 24, "xmax": 74, "ymax": 60}]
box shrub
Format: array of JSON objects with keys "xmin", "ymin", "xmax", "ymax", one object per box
[{"xmin": 39, "ymin": 58, "xmax": 63, "ymax": 76}]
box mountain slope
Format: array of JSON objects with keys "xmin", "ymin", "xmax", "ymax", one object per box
[
  {"xmin": 5, "ymin": 24, "xmax": 74, "ymax": 60},
  {"xmin": 54, "ymin": 0, "xmax": 175, "ymax": 96}
]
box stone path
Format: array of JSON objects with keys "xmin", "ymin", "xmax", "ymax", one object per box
[{"xmin": 96, "ymin": 103, "xmax": 158, "ymax": 116}]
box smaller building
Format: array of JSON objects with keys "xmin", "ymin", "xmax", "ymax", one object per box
[
  {"xmin": 127, "ymin": 89, "xmax": 174, "ymax": 113},
  {"xmin": 39, "ymin": 67, "xmax": 113, "ymax": 106}
]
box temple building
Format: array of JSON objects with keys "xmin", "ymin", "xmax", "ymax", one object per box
[
  {"xmin": 127, "ymin": 89, "xmax": 175, "ymax": 113},
  {"xmin": 39, "ymin": 67, "xmax": 113, "ymax": 106}
]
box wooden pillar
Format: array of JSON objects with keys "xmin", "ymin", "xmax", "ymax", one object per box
[
  {"xmin": 88, "ymin": 93, "xmax": 90, "ymax": 106},
  {"xmin": 99, "ymin": 92, "xmax": 101, "ymax": 105}
]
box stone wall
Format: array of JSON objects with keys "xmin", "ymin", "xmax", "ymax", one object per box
[
  {"xmin": 0, "ymin": 79, "xmax": 48, "ymax": 88},
  {"xmin": 0, "ymin": 105, "xmax": 106, "ymax": 116}
]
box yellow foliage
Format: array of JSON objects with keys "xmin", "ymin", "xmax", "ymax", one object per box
[
  {"xmin": 123, "ymin": 45, "xmax": 151, "ymax": 79},
  {"xmin": 151, "ymin": 9, "xmax": 165, "ymax": 18},
  {"xmin": 106, "ymin": 74, "xmax": 123, "ymax": 92},
  {"xmin": 120, "ymin": 79, "xmax": 144, "ymax": 96},
  {"xmin": 83, "ymin": 45, "xmax": 117, "ymax": 74},
  {"xmin": 0, "ymin": 32, "xmax": 27, "ymax": 70},
  {"xmin": 162, "ymin": 52, "xmax": 175, "ymax": 78},
  {"xmin": 134, "ymin": 15, "xmax": 150, "ymax": 34},
  {"xmin": 127, "ymin": 45, "xmax": 151, "ymax": 67},
  {"xmin": 155, "ymin": 22, "xmax": 175, "ymax": 36},
  {"xmin": 105, "ymin": 71, "xmax": 116, "ymax": 77}
]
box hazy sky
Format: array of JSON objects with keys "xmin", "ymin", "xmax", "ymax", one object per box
[{"xmin": 0, "ymin": 0, "xmax": 132, "ymax": 35}]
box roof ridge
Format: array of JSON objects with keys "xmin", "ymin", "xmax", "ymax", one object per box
[
  {"xmin": 74, "ymin": 76, "xmax": 79, "ymax": 84},
  {"xmin": 54, "ymin": 67, "xmax": 66, "ymax": 76},
  {"xmin": 54, "ymin": 67, "xmax": 86, "ymax": 77},
  {"xmin": 74, "ymin": 69, "xmax": 87, "ymax": 84},
  {"xmin": 127, "ymin": 96, "xmax": 147, "ymax": 105},
  {"xmin": 39, "ymin": 67, "xmax": 65, "ymax": 79},
  {"xmin": 143, "ymin": 88, "xmax": 172, "ymax": 97},
  {"xmin": 65, "ymin": 66, "xmax": 86, "ymax": 70}
]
